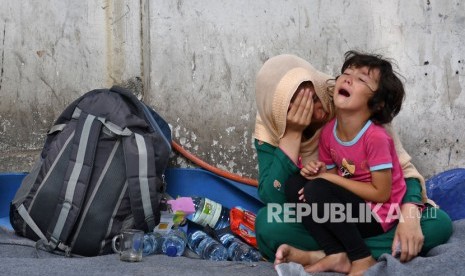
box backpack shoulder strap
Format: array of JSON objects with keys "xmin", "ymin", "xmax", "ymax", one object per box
[
  {"xmin": 47, "ymin": 110, "xmax": 102, "ymax": 250},
  {"xmin": 122, "ymin": 133, "xmax": 161, "ymax": 232}
]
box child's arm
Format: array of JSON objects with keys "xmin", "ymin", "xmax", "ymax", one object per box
[
  {"xmin": 317, "ymin": 169, "xmax": 392, "ymax": 203},
  {"xmin": 298, "ymin": 161, "xmax": 329, "ymax": 201}
]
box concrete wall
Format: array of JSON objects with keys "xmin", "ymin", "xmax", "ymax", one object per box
[
  {"xmin": 0, "ymin": 0, "xmax": 143, "ymax": 169},
  {"xmin": 1, "ymin": 0, "xmax": 464, "ymax": 180}
]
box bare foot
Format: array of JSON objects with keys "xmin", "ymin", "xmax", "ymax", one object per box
[
  {"xmin": 274, "ymin": 244, "xmax": 325, "ymax": 267},
  {"xmin": 305, "ymin": 252, "xmax": 351, "ymax": 274},
  {"xmin": 348, "ymin": 256, "xmax": 377, "ymax": 276}
]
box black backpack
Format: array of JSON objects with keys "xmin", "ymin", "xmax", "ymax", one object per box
[{"xmin": 9, "ymin": 86, "xmax": 171, "ymax": 256}]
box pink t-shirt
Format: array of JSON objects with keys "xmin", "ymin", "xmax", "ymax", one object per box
[{"xmin": 319, "ymin": 119, "xmax": 406, "ymax": 231}]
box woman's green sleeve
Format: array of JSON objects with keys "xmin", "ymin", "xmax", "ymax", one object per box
[
  {"xmin": 255, "ymin": 139, "xmax": 300, "ymax": 204},
  {"xmin": 402, "ymin": 178, "xmax": 423, "ymax": 205}
]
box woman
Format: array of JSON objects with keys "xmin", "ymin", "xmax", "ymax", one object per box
[{"xmin": 253, "ymin": 54, "xmax": 452, "ymax": 269}]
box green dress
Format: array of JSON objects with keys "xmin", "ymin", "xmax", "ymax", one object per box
[{"xmin": 254, "ymin": 140, "xmax": 453, "ymax": 261}]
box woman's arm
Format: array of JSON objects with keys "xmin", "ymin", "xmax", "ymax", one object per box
[
  {"xmin": 381, "ymin": 125, "xmax": 427, "ymax": 262},
  {"xmin": 255, "ymin": 140, "xmax": 300, "ymax": 204},
  {"xmin": 279, "ymin": 88, "xmax": 314, "ymax": 163},
  {"xmin": 393, "ymin": 203, "xmax": 424, "ymax": 262},
  {"xmin": 392, "ymin": 178, "xmax": 425, "ymax": 262},
  {"xmin": 256, "ymin": 87, "xmax": 316, "ymax": 204}
]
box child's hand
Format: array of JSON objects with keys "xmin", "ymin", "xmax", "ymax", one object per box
[
  {"xmin": 298, "ymin": 187, "xmax": 306, "ymax": 202},
  {"xmin": 300, "ymin": 161, "xmax": 326, "ymax": 179}
]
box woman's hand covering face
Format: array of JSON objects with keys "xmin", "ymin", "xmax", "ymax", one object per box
[{"xmin": 286, "ymin": 85, "xmax": 315, "ymax": 134}]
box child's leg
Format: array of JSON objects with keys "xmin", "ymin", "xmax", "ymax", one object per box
[
  {"xmin": 284, "ymin": 173, "xmax": 307, "ymax": 203},
  {"xmin": 302, "ymin": 178, "xmax": 384, "ymax": 261}
]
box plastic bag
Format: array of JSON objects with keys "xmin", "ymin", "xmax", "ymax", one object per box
[
  {"xmin": 426, "ymin": 168, "xmax": 465, "ymax": 221},
  {"xmin": 229, "ymin": 206, "xmax": 258, "ymax": 248}
]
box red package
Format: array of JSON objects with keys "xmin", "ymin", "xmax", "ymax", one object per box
[{"xmin": 229, "ymin": 206, "xmax": 258, "ymax": 248}]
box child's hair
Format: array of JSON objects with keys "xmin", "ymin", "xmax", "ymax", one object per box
[{"xmin": 340, "ymin": 50, "xmax": 405, "ymax": 125}]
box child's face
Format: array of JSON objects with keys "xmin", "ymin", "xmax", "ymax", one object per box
[{"xmin": 333, "ymin": 66, "xmax": 380, "ymax": 111}]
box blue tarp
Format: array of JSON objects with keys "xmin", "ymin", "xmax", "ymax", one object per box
[
  {"xmin": 426, "ymin": 168, "xmax": 465, "ymax": 221},
  {"xmin": 0, "ymin": 173, "xmax": 25, "ymax": 230}
]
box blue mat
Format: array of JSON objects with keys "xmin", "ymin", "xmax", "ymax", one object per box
[
  {"xmin": 0, "ymin": 173, "xmax": 26, "ymax": 230},
  {"xmin": 165, "ymin": 168, "xmax": 264, "ymax": 213}
]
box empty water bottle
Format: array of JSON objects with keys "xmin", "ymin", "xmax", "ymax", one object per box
[
  {"xmin": 143, "ymin": 232, "xmax": 164, "ymax": 256},
  {"xmin": 162, "ymin": 228, "xmax": 187, "ymax": 257},
  {"xmin": 187, "ymin": 229, "xmax": 228, "ymax": 261},
  {"xmin": 189, "ymin": 196, "xmax": 230, "ymax": 230},
  {"xmin": 219, "ymin": 233, "xmax": 262, "ymax": 262}
]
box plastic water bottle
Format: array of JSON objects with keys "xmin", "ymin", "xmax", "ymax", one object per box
[
  {"xmin": 162, "ymin": 228, "xmax": 187, "ymax": 257},
  {"xmin": 187, "ymin": 229, "xmax": 228, "ymax": 261},
  {"xmin": 142, "ymin": 232, "xmax": 164, "ymax": 256},
  {"xmin": 219, "ymin": 233, "xmax": 262, "ymax": 262},
  {"xmin": 189, "ymin": 196, "xmax": 230, "ymax": 230}
]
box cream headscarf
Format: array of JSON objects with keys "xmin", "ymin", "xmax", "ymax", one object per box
[
  {"xmin": 254, "ymin": 54, "xmax": 335, "ymax": 164},
  {"xmin": 253, "ymin": 54, "xmax": 430, "ymax": 204}
]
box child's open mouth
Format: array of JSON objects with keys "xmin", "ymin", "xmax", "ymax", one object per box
[{"xmin": 339, "ymin": 89, "xmax": 350, "ymax": 97}]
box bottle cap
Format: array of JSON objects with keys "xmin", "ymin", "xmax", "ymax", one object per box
[{"xmin": 165, "ymin": 245, "xmax": 178, "ymax": 257}]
